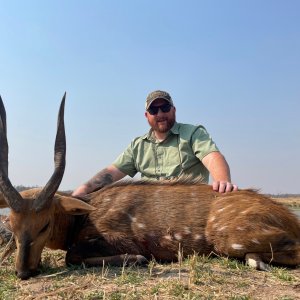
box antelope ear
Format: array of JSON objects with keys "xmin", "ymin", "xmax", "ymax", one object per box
[
  {"xmin": 55, "ymin": 195, "xmax": 96, "ymax": 215},
  {"xmin": 0, "ymin": 192, "xmax": 9, "ymax": 208}
]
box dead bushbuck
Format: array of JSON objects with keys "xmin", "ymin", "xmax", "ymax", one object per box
[{"xmin": 0, "ymin": 95, "xmax": 299, "ymax": 280}]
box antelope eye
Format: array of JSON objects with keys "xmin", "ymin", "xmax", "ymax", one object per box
[{"xmin": 39, "ymin": 222, "xmax": 50, "ymax": 234}]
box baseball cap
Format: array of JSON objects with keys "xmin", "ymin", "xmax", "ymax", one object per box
[{"xmin": 145, "ymin": 90, "xmax": 174, "ymax": 110}]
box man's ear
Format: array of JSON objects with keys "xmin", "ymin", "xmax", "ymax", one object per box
[{"xmin": 54, "ymin": 195, "xmax": 96, "ymax": 215}]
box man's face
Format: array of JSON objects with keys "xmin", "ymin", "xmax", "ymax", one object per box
[{"xmin": 145, "ymin": 99, "xmax": 176, "ymax": 133}]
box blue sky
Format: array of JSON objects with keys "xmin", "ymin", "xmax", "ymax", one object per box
[{"xmin": 0, "ymin": 0, "xmax": 299, "ymax": 194}]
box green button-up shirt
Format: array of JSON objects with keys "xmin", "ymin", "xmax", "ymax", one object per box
[{"xmin": 113, "ymin": 122, "xmax": 219, "ymax": 183}]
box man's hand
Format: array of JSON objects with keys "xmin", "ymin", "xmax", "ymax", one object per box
[
  {"xmin": 72, "ymin": 185, "xmax": 89, "ymax": 198},
  {"xmin": 212, "ymin": 181, "xmax": 238, "ymax": 193}
]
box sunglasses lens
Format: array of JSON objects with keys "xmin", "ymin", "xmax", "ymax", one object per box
[
  {"xmin": 148, "ymin": 106, "xmax": 159, "ymax": 115},
  {"xmin": 148, "ymin": 104, "xmax": 171, "ymax": 115},
  {"xmin": 160, "ymin": 104, "xmax": 171, "ymax": 113}
]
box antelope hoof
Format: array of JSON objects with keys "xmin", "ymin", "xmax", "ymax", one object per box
[
  {"xmin": 135, "ymin": 255, "xmax": 148, "ymax": 266},
  {"xmin": 245, "ymin": 254, "xmax": 271, "ymax": 271}
]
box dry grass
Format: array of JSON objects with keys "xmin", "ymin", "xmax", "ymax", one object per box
[
  {"xmin": 273, "ymin": 197, "xmax": 300, "ymax": 208},
  {"xmin": 1, "ymin": 248, "xmax": 300, "ymax": 299}
]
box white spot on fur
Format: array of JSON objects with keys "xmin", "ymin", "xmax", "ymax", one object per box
[
  {"xmin": 103, "ymin": 197, "xmax": 111, "ymax": 202},
  {"xmin": 88, "ymin": 238, "xmax": 98, "ymax": 242},
  {"xmin": 237, "ymin": 227, "xmax": 244, "ymax": 231},
  {"xmin": 194, "ymin": 234, "xmax": 203, "ymax": 240},
  {"xmin": 251, "ymin": 239, "xmax": 260, "ymax": 244},
  {"xmin": 231, "ymin": 244, "xmax": 244, "ymax": 250},
  {"xmin": 137, "ymin": 223, "xmax": 145, "ymax": 229},
  {"xmin": 241, "ymin": 209, "xmax": 251, "ymax": 215},
  {"xmin": 164, "ymin": 235, "xmax": 172, "ymax": 241},
  {"xmin": 225, "ymin": 204, "xmax": 233, "ymax": 209},
  {"xmin": 108, "ymin": 208, "xmax": 118, "ymax": 213},
  {"xmin": 183, "ymin": 227, "xmax": 191, "ymax": 234},
  {"xmin": 217, "ymin": 208, "xmax": 225, "ymax": 213},
  {"xmin": 209, "ymin": 216, "xmax": 216, "ymax": 222},
  {"xmin": 127, "ymin": 214, "xmax": 137, "ymax": 222},
  {"xmin": 174, "ymin": 233, "xmax": 182, "ymax": 241},
  {"xmin": 218, "ymin": 225, "xmax": 228, "ymax": 231}
]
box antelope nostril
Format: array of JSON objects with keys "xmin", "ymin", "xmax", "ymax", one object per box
[
  {"xmin": 17, "ymin": 271, "xmax": 32, "ymax": 280},
  {"xmin": 17, "ymin": 269, "xmax": 40, "ymax": 280}
]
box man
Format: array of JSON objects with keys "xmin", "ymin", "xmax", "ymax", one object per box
[{"xmin": 72, "ymin": 90, "xmax": 237, "ymax": 197}]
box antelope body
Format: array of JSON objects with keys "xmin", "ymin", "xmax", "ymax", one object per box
[{"xmin": 0, "ymin": 96, "xmax": 299, "ymax": 280}]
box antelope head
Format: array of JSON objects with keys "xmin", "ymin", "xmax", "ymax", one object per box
[{"xmin": 0, "ymin": 94, "xmax": 66, "ymax": 279}]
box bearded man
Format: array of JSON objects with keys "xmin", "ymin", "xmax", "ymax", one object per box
[{"xmin": 72, "ymin": 90, "xmax": 237, "ymax": 197}]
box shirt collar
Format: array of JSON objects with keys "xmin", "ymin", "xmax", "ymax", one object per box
[{"xmin": 170, "ymin": 121, "xmax": 180, "ymax": 134}]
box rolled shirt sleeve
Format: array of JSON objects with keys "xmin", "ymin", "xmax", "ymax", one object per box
[
  {"xmin": 113, "ymin": 141, "xmax": 138, "ymax": 177},
  {"xmin": 191, "ymin": 126, "xmax": 219, "ymax": 161}
]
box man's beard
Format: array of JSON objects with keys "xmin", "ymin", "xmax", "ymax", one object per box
[{"xmin": 148, "ymin": 114, "xmax": 176, "ymax": 133}]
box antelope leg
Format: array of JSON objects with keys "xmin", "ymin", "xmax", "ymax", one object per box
[
  {"xmin": 83, "ymin": 254, "xmax": 148, "ymax": 267},
  {"xmin": 66, "ymin": 253, "xmax": 148, "ymax": 267},
  {"xmin": 245, "ymin": 253, "xmax": 271, "ymax": 271}
]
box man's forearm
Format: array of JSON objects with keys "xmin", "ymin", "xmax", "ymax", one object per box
[
  {"xmin": 203, "ymin": 152, "xmax": 231, "ymax": 182},
  {"xmin": 85, "ymin": 168, "xmax": 114, "ymax": 193},
  {"xmin": 72, "ymin": 165, "xmax": 126, "ymax": 197}
]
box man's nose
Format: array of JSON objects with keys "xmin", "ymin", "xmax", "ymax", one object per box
[{"xmin": 156, "ymin": 108, "xmax": 164, "ymax": 115}]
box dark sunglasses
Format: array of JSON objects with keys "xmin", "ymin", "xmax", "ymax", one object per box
[{"xmin": 147, "ymin": 103, "xmax": 172, "ymax": 115}]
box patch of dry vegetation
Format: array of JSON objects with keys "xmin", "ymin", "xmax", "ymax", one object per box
[
  {"xmin": 273, "ymin": 197, "xmax": 300, "ymax": 208},
  {"xmin": 1, "ymin": 248, "xmax": 300, "ymax": 300}
]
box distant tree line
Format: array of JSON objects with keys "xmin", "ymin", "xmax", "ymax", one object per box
[
  {"xmin": 14, "ymin": 185, "xmax": 39, "ymax": 192},
  {"xmin": 266, "ymin": 193, "xmax": 300, "ymax": 198}
]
